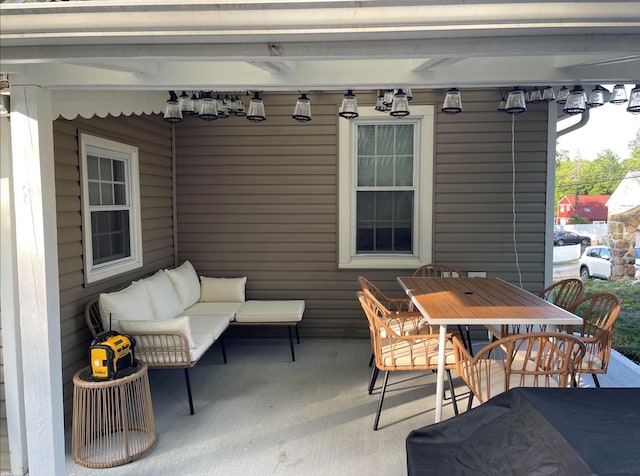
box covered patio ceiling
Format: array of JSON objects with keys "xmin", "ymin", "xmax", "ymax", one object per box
[{"xmin": 1, "ymin": 1, "xmax": 639, "ymax": 92}]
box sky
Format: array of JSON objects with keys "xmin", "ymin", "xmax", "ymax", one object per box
[{"xmin": 557, "ymin": 85, "xmax": 640, "ymax": 161}]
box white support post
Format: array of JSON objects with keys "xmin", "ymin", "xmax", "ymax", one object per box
[
  {"xmin": 9, "ymin": 85, "xmax": 65, "ymax": 475},
  {"xmin": 1, "ymin": 111, "xmax": 29, "ymax": 475}
]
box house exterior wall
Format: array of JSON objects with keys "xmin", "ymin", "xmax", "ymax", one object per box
[
  {"xmin": 54, "ymin": 114, "xmax": 175, "ymax": 426},
  {"xmin": 175, "ymin": 89, "xmax": 550, "ymax": 339}
]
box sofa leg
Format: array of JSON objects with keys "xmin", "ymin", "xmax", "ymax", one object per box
[
  {"xmin": 184, "ymin": 368, "xmax": 194, "ymax": 415},
  {"xmin": 288, "ymin": 326, "xmax": 296, "ymax": 361},
  {"xmin": 220, "ymin": 337, "xmax": 228, "ymax": 364}
]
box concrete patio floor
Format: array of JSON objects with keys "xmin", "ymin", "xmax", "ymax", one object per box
[{"xmin": 65, "ymin": 338, "xmax": 640, "ymax": 476}]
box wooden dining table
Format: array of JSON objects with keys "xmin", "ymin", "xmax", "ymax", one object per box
[{"xmin": 397, "ymin": 276, "xmax": 583, "ymax": 423}]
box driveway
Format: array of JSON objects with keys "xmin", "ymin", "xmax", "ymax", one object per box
[{"xmin": 553, "ymin": 262, "xmax": 579, "ymax": 280}]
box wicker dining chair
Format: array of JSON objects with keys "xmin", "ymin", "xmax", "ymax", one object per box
[
  {"xmin": 497, "ymin": 278, "xmax": 585, "ymax": 338},
  {"xmin": 411, "ymin": 263, "xmax": 473, "ymax": 354},
  {"xmin": 357, "ymin": 291, "xmax": 461, "ymax": 430},
  {"xmin": 453, "ymin": 332, "xmax": 586, "ymax": 411},
  {"xmin": 567, "ymin": 292, "xmax": 622, "ymax": 387}
]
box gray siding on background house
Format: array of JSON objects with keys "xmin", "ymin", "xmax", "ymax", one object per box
[
  {"xmin": 175, "ymin": 89, "xmax": 550, "ymax": 340},
  {"xmin": 54, "ymin": 114, "xmax": 174, "ymax": 427}
]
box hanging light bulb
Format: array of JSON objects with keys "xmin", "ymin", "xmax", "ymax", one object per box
[
  {"xmin": 198, "ymin": 91, "xmax": 218, "ymax": 120},
  {"xmin": 246, "ymin": 91, "xmax": 266, "ymax": 122},
  {"xmin": 292, "ymin": 92, "xmax": 312, "ymax": 122},
  {"xmin": 541, "ymin": 86, "xmax": 556, "ymax": 103},
  {"xmin": 610, "ymin": 84, "xmax": 628, "ymax": 104},
  {"xmin": 441, "ymin": 88, "xmax": 463, "ymax": 114},
  {"xmin": 179, "ymin": 91, "xmax": 195, "ymax": 116},
  {"xmin": 338, "ymin": 90, "xmax": 359, "ymax": 119},
  {"xmin": 383, "ymin": 90, "xmax": 394, "ymax": 111},
  {"xmin": 628, "ymin": 84, "xmax": 640, "ymax": 114},
  {"xmin": 563, "ymin": 85, "xmax": 587, "ymax": 115},
  {"xmin": 163, "ymin": 91, "xmax": 183, "ymax": 123},
  {"xmin": 234, "ymin": 94, "xmax": 246, "ymax": 116},
  {"xmin": 556, "ymin": 86, "xmax": 570, "ymax": 105},
  {"xmin": 529, "ymin": 87, "xmax": 542, "ymax": 103},
  {"xmin": 505, "ymin": 87, "xmax": 527, "ymax": 114},
  {"xmin": 390, "ymin": 89, "xmax": 410, "ymax": 117},
  {"xmin": 587, "ymin": 85, "xmax": 608, "ymax": 108},
  {"xmin": 375, "ymin": 90, "xmax": 386, "ymax": 112}
]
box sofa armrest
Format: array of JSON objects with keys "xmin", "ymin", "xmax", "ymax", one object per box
[{"xmin": 127, "ymin": 330, "xmax": 194, "ymax": 368}]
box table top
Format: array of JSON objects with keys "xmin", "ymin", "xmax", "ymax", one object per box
[{"xmin": 397, "ymin": 276, "xmax": 582, "ymax": 326}]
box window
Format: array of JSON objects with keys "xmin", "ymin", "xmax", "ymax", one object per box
[
  {"xmin": 560, "ymin": 204, "xmax": 565, "ymax": 212},
  {"xmin": 80, "ymin": 134, "xmax": 142, "ymax": 284},
  {"xmin": 338, "ymin": 106, "xmax": 434, "ymax": 268}
]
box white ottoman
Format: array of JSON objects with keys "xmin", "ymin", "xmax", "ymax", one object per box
[{"xmin": 234, "ymin": 300, "xmax": 305, "ymax": 360}]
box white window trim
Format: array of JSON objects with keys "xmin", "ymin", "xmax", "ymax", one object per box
[
  {"xmin": 338, "ymin": 105, "xmax": 434, "ymax": 269},
  {"xmin": 79, "ymin": 133, "xmax": 143, "ymax": 284}
]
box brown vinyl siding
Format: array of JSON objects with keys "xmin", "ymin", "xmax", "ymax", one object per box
[
  {"xmin": 54, "ymin": 114, "xmax": 174, "ymax": 427},
  {"xmin": 175, "ymin": 89, "xmax": 550, "ymax": 340}
]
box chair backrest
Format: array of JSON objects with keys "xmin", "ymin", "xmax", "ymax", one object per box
[
  {"xmin": 85, "ymin": 297, "xmax": 104, "ymax": 338},
  {"xmin": 413, "ymin": 262, "xmax": 462, "ymax": 278},
  {"xmin": 538, "ymin": 278, "xmax": 584, "ymax": 310},
  {"xmin": 357, "ymin": 276, "xmax": 409, "ymax": 312},
  {"xmin": 453, "ymin": 332, "xmax": 586, "ymax": 403},
  {"xmin": 569, "ymin": 292, "xmax": 621, "ymax": 337}
]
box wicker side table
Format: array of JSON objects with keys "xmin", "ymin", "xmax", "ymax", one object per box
[{"xmin": 72, "ymin": 362, "xmax": 156, "ymax": 468}]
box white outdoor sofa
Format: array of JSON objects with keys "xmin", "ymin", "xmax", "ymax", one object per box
[{"xmin": 85, "ymin": 260, "xmax": 305, "ymax": 414}]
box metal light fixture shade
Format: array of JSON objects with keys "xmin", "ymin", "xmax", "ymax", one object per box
[
  {"xmin": 497, "ymin": 96, "xmax": 508, "ymax": 113},
  {"xmin": 563, "ymin": 86, "xmax": 586, "ymax": 115},
  {"xmin": 390, "ymin": 89, "xmax": 410, "ymax": 117},
  {"xmin": 375, "ymin": 91, "xmax": 385, "ymax": 112},
  {"xmin": 587, "ymin": 85, "xmax": 608, "ymax": 108},
  {"xmin": 505, "ymin": 87, "xmax": 527, "ymax": 114},
  {"xmin": 246, "ymin": 91, "xmax": 266, "ymax": 122},
  {"xmin": 199, "ymin": 92, "xmax": 218, "ymax": 120},
  {"xmin": 338, "ymin": 90, "xmax": 359, "ymax": 119},
  {"xmin": 292, "ymin": 93, "xmax": 312, "ymax": 122},
  {"xmin": 216, "ymin": 94, "xmax": 229, "ymax": 119},
  {"xmin": 610, "ymin": 84, "xmax": 628, "ymax": 104},
  {"xmin": 163, "ymin": 91, "xmax": 183, "ymax": 123},
  {"xmin": 383, "ymin": 90, "xmax": 394, "ymax": 111},
  {"xmin": 233, "ymin": 95, "xmax": 247, "ymax": 116},
  {"xmin": 541, "ymin": 86, "xmax": 556, "ymax": 103},
  {"xmin": 556, "ymin": 86, "xmax": 570, "ymax": 105},
  {"xmin": 441, "ymin": 88, "xmax": 462, "ymax": 114},
  {"xmin": 404, "ymin": 88, "xmax": 413, "ymax": 101},
  {"xmin": 628, "ymin": 84, "xmax": 640, "ymax": 114}
]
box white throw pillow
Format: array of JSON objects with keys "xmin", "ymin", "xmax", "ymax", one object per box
[
  {"xmin": 141, "ymin": 270, "xmax": 184, "ymax": 320},
  {"xmin": 119, "ymin": 315, "xmax": 195, "ymax": 349},
  {"xmin": 166, "ymin": 260, "xmax": 201, "ymax": 309},
  {"xmin": 200, "ymin": 276, "xmax": 247, "ymax": 302},
  {"xmin": 99, "ymin": 281, "xmax": 154, "ymax": 331}
]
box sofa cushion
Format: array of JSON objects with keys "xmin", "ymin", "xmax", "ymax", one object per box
[
  {"xmin": 184, "ymin": 302, "xmax": 243, "ymax": 321},
  {"xmin": 189, "ymin": 315, "xmax": 230, "ymax": 340},
  {"xmin": 166, "ymin": 260, "xmax": 201, "ymax": 309},
  {"xmin": 200, "ymin": 276, "xmax": 247, "ymax": 303},
  {"xmin": 99, "ymin": 281, "xmax": 154, "ymax": 331},
  {"xmin": 141, "ymin": 270, "xmax": 185, "ymax": 320},
  {"xmin": 235, "ymin": 300, "xmax": 305, "ymax": 323},
  {"xmin": 119, "ymin": 315, "xmax": 195, "ymax": 348}
]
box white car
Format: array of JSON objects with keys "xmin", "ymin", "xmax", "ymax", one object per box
[{"xmin": 579, "ymin": 245, "xmax": 611, "ymax": 280}]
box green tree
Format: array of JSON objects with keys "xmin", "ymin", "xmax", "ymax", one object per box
[
  {"xmin": 621, "ymin": 129, "xmax": 640, "ymax": 172},
  {"xmin": 581, "ymin": 150, "xmax": 622, "ymax": 195}
]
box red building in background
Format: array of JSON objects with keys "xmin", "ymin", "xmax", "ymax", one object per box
[{"xmin": 556, "ymin": 195, "xmax": 610, "ymax": 225}]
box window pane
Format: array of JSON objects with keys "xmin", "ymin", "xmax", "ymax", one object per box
[
  {"xmin": 357, "ymin": 156, "xmax": 375, "ymax": 186},
  {"xmin": 114, "ymin": 184, "xmax": 126, "ymax": 205},
  {"xmin": 395, "ymin": 125, "xmax": 413, "ymax": 155},
  {"xmin": 99, "ymin": 158, "xmax": 113, "ymax": 181},
  {"xmin": 357, "ymin": 125, "xmax": 375, "ymax": 155},
  {"xmin": 395, "ymin": 156, "xmax": 413, "ymax": 186},
  {"xmin": 376, "ymin": 156, "xmax": 394, "ymax": 186},
  {"xmin": 112, "ymin": 159, "xmax": 125, "ymax": 182},
  {"xmin": 376, "ymin": 125, "xmax": 394, "ymax": 155},
  {"xmin": 91, "ymin": 210, "xmax": 131, "ymax": 265},
  {"xmin": 101, "ymin": 183, "xmax": 113, "ymax": 205},
  {"xmin": 356, "ymin": 191, "xmax": 413, "ymax": 254},
  {"xmin": 87, "ymin": 156, "xmax": 100, "ymax": 180},
  {"xmin": 88, "ymin": 181, "xmax": 101, "ymax": 205}
]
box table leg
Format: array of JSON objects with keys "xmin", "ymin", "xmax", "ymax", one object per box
[{"xmin": 435, "ymin": 324, "xmax": 447, "ymax": 423}]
